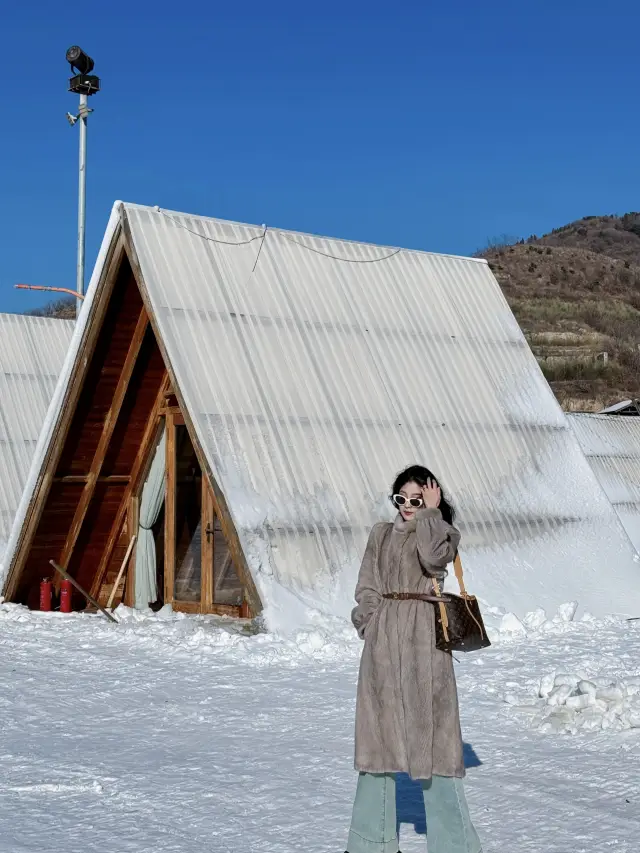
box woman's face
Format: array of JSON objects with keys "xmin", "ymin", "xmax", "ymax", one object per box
[{"xmin": 397, "ymin": 480, "xmax": 422, "ymax": 521}]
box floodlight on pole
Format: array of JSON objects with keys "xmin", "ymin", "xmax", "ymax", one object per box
[{"xmin": 66, "ymin": 46, "xmax": 100, "ymax": 320}]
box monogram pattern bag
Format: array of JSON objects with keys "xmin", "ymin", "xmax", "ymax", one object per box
[{"xmin": 431, "ymin": 553, "xmax": 491, "ymax": 653}]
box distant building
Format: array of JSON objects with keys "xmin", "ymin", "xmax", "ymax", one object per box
[
  {"xmin": 599, "ymin": 400, "xmax": 640, "ymax": 416},
  {"xmin": 569, "ymin": 412, "xmax": 640, "ymax": 554}
]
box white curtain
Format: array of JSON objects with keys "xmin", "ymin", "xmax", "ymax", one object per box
[{"xmin": 134, "ymin": 425, "xmax": 167, "ymax": 609}]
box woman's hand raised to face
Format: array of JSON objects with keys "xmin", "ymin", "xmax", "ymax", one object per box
[{"xmin": 421, "ymin": 480, "xmax": 441, "ymax": 509}]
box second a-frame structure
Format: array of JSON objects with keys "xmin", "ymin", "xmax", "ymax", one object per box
[{"xmin": 0, "ymin": 313, "xmax": 74, "ymax": 553}]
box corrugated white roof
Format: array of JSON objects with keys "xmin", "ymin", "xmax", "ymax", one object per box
[
  {"xmin": 0, "ymin": 314, "xmax": 74, "ymax": 553},
  {"xmin": 569, "ymin": 413, "xmax": 640, "ymax": 553},
  {"xmin": 599, "ymin": 400, "xmax": 638, "ymax": 415},
  {"xmin": 123, "ymin": 204, "xmax": 640, "ymax": 621},
  {"xmin": 3, "ymin": 202, "xmax": 640, "ymax": 623}
]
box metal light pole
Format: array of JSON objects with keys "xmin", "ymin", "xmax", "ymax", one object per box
[
  {"xmin": 65, "ymin": 46, "xmax": 100, "ymax": 320},
  {"xmin": 76, "ymin": 92, "xmax": 89, "ymax": 319}
]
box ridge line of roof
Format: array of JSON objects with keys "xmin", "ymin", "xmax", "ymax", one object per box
[{"xmin": 119, "ymin": 202, "xmax": 489, "ymax": 266}]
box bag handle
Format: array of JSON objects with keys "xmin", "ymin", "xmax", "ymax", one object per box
[
  {"xmin": 432, "ymin": 552, "xmax": 468, "ymax": 598},
  {"xmin": 431, "ymin": 575, "xmax": 450, "ymax": 643},
  {"xmin": 432, "ymin": 552, "xmax": 486, "ymax": 643},
  {"xmin": 453, "ymin": 552, "xmax": 468, "ymax": 597}
]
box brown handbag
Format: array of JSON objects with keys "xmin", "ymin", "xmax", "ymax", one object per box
[{"xmin": 431, "ymin": 553, "xmax": 491, "ymax": 653}]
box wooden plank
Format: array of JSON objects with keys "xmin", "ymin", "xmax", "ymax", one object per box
[
  {"xmin": 121, "ymin": 214, "xmax": 263, "ymax": 617},
  {"xmin": 201, "ymin": 480, "xmax": 214, "ymax": 612},
  {"xmin": 53, "ymin": 475, "xmax": 131, "ymax": 484},
  {"xmin": 95, "ymin": 514, "xmax": 128, "ymax": 608},
  {"xmin": 89, "ymin": 374, "xmax": 169, "ymax": 599},
  {"xmin": 164, "ymin": 414, "xmax": 176, "ymax": 607},
  {"xmin": 107, "ymin": 534, "xmax": 137, "ymax": 609},
  {"xmin": 171, "ymin": 600, "xmax": 241, "ymax": 618},
  {"xmin": 171, "ymin": 600, "xmax": 202, "ymax": 614},
  {"xmin": 3, "ymin": 233, "xmax": 127, "ymax": 602},
  {"xmin": 57, "ymin": 307, "xmax": 149, "ymax": 578}
]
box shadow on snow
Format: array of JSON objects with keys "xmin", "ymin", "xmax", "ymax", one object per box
[{"xmin": 395, "ymin": 743, "xmax": 482, "ymax": 836}]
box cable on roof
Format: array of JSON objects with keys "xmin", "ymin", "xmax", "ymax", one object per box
[
  {"xmin": 281, "ymin": 233, "xmax": 402, "ymax": 263},
  {"xmin": 155, "ymin": 206, "xmax": 402, "ymax": 264},
  {"xmin": 252, "ymin": 226, "xmax": 268, "ymax": 272},
  {"xmin": 157, "ymin": 208, "xmax": 265, "ymax": 246}
]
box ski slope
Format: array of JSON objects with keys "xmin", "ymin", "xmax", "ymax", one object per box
[{"xmin": 0, "ymin": 601, "xmax": 639, "ymax": 853}]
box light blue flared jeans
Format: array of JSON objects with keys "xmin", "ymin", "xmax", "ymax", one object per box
[{"xmin": 347, "ymin": 772, "xmax": 482, "ymax": 853}]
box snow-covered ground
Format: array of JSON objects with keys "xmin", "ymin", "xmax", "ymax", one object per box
[{"xmin": 1, "ymin": 600, "xmax": 639, "ymax": 853}]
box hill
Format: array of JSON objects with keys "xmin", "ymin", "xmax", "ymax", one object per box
[
  {"xmin": 481, "ymin": 214, "xmax": 640, "ymax": 411},
  {"xmin": 534, "ymin": 212, "xmax": 640, "ymax": 263}
]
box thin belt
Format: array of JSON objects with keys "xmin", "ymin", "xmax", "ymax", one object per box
[{"xmin": 382, "ymin": 591, "xmax": 451, "ymax": 603}]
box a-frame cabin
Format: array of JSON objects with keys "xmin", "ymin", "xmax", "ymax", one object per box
[
  {"xmin": 5, "ymin": 201, "xmax": 640, "ymax": 623},
  {"xmin": 2, "ymin": 216, "xmax": 260, "ymax": 618}
]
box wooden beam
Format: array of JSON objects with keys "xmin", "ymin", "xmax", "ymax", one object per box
[
  {"xmin": 171, "ymin": 600, "xmax": 241, "ymax": 618},
  {"xmin": 89, "ymin": 372, "xmax": 170, "ymax": 599},
  {"xmin": 53, "ymin": 475, "xmax": 131, "ymax": 484},
  {"xmin": 201, "ymin": 480, "xmax": 214, "ymax": 612},
  {"xmin": 106, "ymin": 534, "xmax": 137, "ymax": 610},
  {"xmin": 164, "ymin": 413, "xmax": 176, "ymax": 606},
  {"xmin": 121, "ymin": 213, "xmax": 263, "ymax": 617},
  {"xmin": 58, "ymin": 307, "xmax": 149, "ymax": 576},
  {"xmin": 3, "ymin": 232, "xmax": 126, "ymax": 602}
]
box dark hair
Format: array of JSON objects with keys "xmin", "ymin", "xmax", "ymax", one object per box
[{"xmin": 391, "ymin": 465, "xmax": 456, "ymax": 526}]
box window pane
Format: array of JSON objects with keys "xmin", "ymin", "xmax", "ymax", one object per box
[
  {"xmin": 174, "ymin": 425, "xmax": 202, "ymax": 602},
  {"xmin": 213, "ymin": 517, "xmax": 244, "ymax": 606}
]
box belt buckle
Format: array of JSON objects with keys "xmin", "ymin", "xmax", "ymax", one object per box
[{"xmin": 392, "ymin": 592, "xmax": 399, "ymax": 600}]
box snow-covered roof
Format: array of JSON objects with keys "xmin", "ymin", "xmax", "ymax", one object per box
[
  {"xmin": 569, "ymin": 413, "xmax": 640, "ymax": 554},
  {"xmin": 599, "ymin": 399, "xmax": 639, "ymax": 415},
  {"xmin": 3, "ymin": 202, "xmax": 640, "ymax": 623},
  {"xmin": 0, "ymin": 313, "xmax": 74, "ymax": 554}
]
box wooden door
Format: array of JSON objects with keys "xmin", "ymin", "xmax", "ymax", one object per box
[{"xmin": 164, "ymin": 412, "xmax": 245, "ymax": 616}]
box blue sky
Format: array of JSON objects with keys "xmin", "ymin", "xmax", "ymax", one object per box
[{"xmin": 2, "ymin": 0, "xmax": 640, "ymax": 314}]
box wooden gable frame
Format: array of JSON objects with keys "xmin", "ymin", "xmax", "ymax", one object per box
[
  {"xmin": 4, "ymin": 210, "xmax": 262, "ymax": 617},
  {"xmin": 3, "ymin": 229, "xmax": 127, "ymax": 602}
]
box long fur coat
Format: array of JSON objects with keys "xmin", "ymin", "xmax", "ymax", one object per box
[{"xmin": 351, "ymin": 507, "xmax": 465, "ymax": 780}]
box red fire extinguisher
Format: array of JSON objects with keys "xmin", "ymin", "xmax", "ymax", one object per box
[
  {"xmin": 40, "ymin": 579, "xmax": 52, "ymax": 611},
  {"xmin": 60, "ymin": 579, "xmax": 73, "ymax": 613}
]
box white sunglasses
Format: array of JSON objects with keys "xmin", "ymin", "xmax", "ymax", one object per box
[{"xmin": 391, "ymin": 494, "xmax": 424, "ymax": 508}]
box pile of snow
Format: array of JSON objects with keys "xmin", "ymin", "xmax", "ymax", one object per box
[
  {"xmin": 479, "ymin": 599, "xmax": 640, "ymax": 734},
  {"xmin": 508, "ymin": 671, "xmax": 640, "ymax": 735},
  {"xmin": 0, "ymin": 597, "xmax": 361, "ymax": 668},
  {"xmin": 482, "ymin": 599, "xmax": 587, "ymax": 642},
  {"xmin": 0, "ymin": 595, "xmax": 597, "ymax": 662},
  {"xmin": 489, "ymin": 601, "xmax": 640, "ymax": 735}
]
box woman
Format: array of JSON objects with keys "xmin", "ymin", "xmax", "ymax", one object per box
[{"xmin": 346, "ymin": 465, "xmax": 482, "ymax": 853}]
